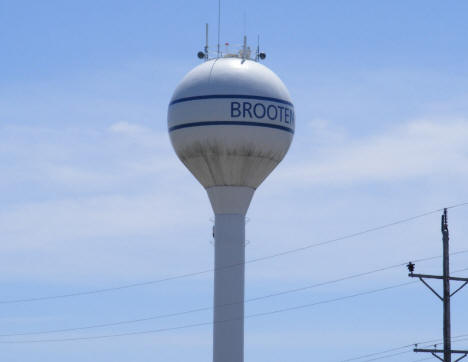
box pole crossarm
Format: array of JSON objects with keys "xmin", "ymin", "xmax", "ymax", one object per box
[
  {"xmin": 415, "ymin": 349, "xmax": 468, "ymax": 362},
  {"xmin": 409, "ymin": 273, "xmax": 468, "ymax": 300},
  {"xmin": 415, "ymin": 349, "xmax": 468, "ymax": 354},
  {"xmin": 409, "ymin": 273, "xmax": 468, "ymax": 282}
]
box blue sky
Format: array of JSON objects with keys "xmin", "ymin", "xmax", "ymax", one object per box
[{"xmin": 1, "ymin": 0, "xmax": 468, "ymax": 361}]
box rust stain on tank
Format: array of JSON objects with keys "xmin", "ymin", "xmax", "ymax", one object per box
[{"xmin": 175, "ymin": 141, "xmax": 287, "ymax": 187}]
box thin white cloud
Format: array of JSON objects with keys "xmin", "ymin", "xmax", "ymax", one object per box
[
  {"xmin": 1, "ymin": 119, "xmax": 467, "ymax": 283},
  {"xmin": 109, "ymin": 121, "xmax": 149, "ymax": 134},
  {"xmin": 0, "ymin": 123, "xmax": 181, "ymax": 192},
  {"xmin": 108, "ymin": 121, "xmax": 169, "ymax": 148},
  {"xmin": 281, "ymin": 118, "xmax": 468, "ymax": 185}
]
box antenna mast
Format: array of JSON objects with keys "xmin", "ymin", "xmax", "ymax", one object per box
[
  {"xmin": 256, "ymin": 35, "xmax": 260, "ymax": 61},
  {"xmin": 217, "ymin": 0, "xmax": 221, "ymax": 57},
  {"xmin": 205, "ymin": 23, "xmax": 209, "ymax": 60},
  {"xmin": 242, "ymin": 35, "xmax": 247, "ymax": 61},
  {"xmin": 243, "ymin": 12, "xmax": 246, "ymax": 38}
]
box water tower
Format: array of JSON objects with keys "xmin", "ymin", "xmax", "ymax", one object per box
[{"xmin": 167, "ymin": 32, "xmax": 294, "ymax": 362}]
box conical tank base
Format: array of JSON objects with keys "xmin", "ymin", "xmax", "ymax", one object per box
[{"xmin": 207, "ymin": 186, "xmax": 254, "ymax": 215}]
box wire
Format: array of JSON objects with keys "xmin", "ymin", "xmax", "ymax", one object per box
[
  {"xmin": 448, "ymin": 202, "xmax": 468, "ymax": 210},
  {"xmin": 340, "ymin": 345, "xmax": 414, "ymax": 362},
  {"xmin": 338, "ymin": 265, "xmax": 468, "ymax": 362},
  {"xmin": 361, "ymin": 338, "xmax": 468, "ymax": 362},
  {"xmin": 2, "ymin": 267, "xmax": 467, "ymax": 344},
  {"xmin": 0, "ymin": 281, "xmax": 416, "ymax": 343},
  {"xmin": 2, "ymin": 253, "xmax": 467, "ymax": 338},
  {"xmin": 360, "ymin": 350, "xmax": 411, "ymax": 361},
  {"xmin": 340, "ymin": 333, "xmax": 468, "ymax": 361},
  {"xmin": 2, "ymin": 202, "xmax": 467, "ymax": 305}
]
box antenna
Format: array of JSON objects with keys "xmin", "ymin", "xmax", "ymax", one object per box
[
  {"xmin": 243, "ymin": 12, "xmax": 246, "ymax": 38},
  {"xmin": 242, "ymin": 35, "xmax": 247, "ymax": 61},
  {"xmin": 197, "ymin": 24, "xmax": 210, "ymax": 60},
  {"xmin": 217, "ymin": 0, "xmax": 221, "ymax": 57},
  {"xmin": 205, "ymin": 23, "xmax": 209, "ymax": 60},
  {"xmin": 256, "ymin": 35, "xmax": 259, "ymax": 61},
  {"xmin": 255, "ymin": 35, "xmax": 266, "ymax": 61}
]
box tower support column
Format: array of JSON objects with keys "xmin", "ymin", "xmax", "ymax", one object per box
[
  {"xmin": 213, "ymin": 213, "xmax": 245, "ymax": 362},
  {"xmin": 207, "ymin": 186, "xmax": 254, "ymax": 362}
]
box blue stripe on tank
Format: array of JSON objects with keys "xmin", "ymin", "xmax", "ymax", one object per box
[
  {"xmin": 169, "ymin": 94, "xmax": 294, "ymax": 107},
  {"xmin": 168, "ymin": 121, "xmax": 294, "ymax": 134}
]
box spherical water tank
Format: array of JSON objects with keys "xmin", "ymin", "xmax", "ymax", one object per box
[{"xmin": 167, "ymin": 57, "xmax": 294, "ymax": 189}]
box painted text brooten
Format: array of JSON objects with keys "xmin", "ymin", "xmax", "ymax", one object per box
[{"xmin": 230, "ymin": 101, "xmax": 295, "ymax": 126}]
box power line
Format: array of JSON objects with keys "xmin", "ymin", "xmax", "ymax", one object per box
[
  {"xmin": 340, "ymin": 334, "xmax": 468, "ymax": 362},
  {"xmin": 339, "ymin": 257, "xmax": 468, "ymax": 362},
  {"xmin": 2, "ymin": 202, "xmax": 467, "ymax": 305},
  {"xmin": 362, "ymin": 338, "xmax": 468, "ymax": 362},
  {"xmin": 2, "ymin": 255, "xmax": 467, "ymax": 338},
  {"xmin": 361, "ymin": 345, "xmax": 457, "ymax": 362},
  {"xmin": 1, "ymin": 272, "xmax": 466, "ymax": 344},
  {"xmin": 0, "ymin": 281, "xmax": 416, "ymax": 344},
  {"xmin": 340, "ymin": 345, "xmax": 414, "ymax": 362},
  {"xmin": 361, "ymin": 350, "xmax": 411, "ymax": 361},
  {"xmin": 5, "ymin": 271, "xmax": 463, "ymax": 344}
]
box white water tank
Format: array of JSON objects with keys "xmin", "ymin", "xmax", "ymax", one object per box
[
  {"xmin": 168, "ymin": 57, "xmax": 294, "ymax": 190},
  {"xmin": 168, "ymin": 56, "xmax": 294, "ymax": 362}
]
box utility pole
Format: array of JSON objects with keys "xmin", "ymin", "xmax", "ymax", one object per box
[{"xmin": 407, "ymin": 208, "xmax": 468, "ymax": 362}]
